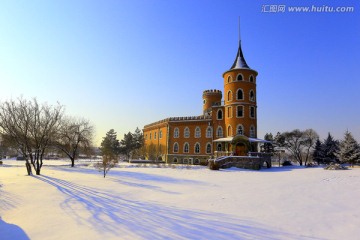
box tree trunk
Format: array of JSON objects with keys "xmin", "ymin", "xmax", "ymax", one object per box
[
  {"xmin": 25, "ymin": 161, "xmax": 32, "ymax": 175},
  {"xmin": 71, "ymin": 157, "xmax": 75, "ymax": 167}
]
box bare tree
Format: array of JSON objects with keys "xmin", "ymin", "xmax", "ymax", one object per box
[
  {"xmin": 55, "ymin": 117, "xmax": 94, "ymax": 167},
  {"xmin": 281, "ymin": 129, "xmax": 319, "ymax": 166},
  {"xmin": 0, "ymin": 98, "xmax": 63, "ymax": 175}
]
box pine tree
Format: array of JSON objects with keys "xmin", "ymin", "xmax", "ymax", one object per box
[
  {"xmin": 322, "ymin": 133, "xmax": 339, "ymax": 164},
  {"xmin": 335, "ymin": 131, "xmax": 360, "ymax": 167},
  {"xmin": 97, "ymin": 129, "xmax": 121, "ymax": 178},
  {"xmin": 312, "ymin": 139, "xmax": 323, "ymax": 165}
]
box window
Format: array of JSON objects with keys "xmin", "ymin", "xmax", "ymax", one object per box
[
  {"xmin": 237, "ymin": 125, "xmax": 244, "ymax": 135},
  {"xmin": 184, "ymin": 143, "xmax": 189, "ymax": 153},
  {"xmin": 217, "ymin": 109, "xmax": 223, "ymax": 120},
  {"xmin": 227, "ymin": 125, "xmax": 233, "ymax": 137},
  {"xmin": 173, "ymin": 158, "xmax": 178, "ymax": 163},
  {"xmin": 203, "ymin": 99, "xmax": 206, "ymax": 105},
  {"xmin": 184, "ymin": 127, "xmax": 190, "ymax": 138},
  {"xmin": 183, "ymin": 158, "xmax": 188, "ymax": 164},
  {"xmin": 195, "ymin": 127, "xmax": 201, "ymax": 138},
  {"xmin": 250, "ymin": 75, "xmax": 254, "ymax": 82},
  {"xmin": 236, "ymin": 105, "xmax": 244, "ymax": 117},
  {"xmin": 237, "ymin": 74, "xmax": 243, "ymax": 81},
  {"xmin": 227, "ymin": 106, "xmax": 232, "ymax": 118},
  {"xmin": 237, "ymin": 89, "xmax": 244, "ymax": 100},
  {"xmin": 194, "ymin": 159, "xmax": 200, "ymax": 165},
  {"xmin": 195, "ymin": 143, "xmax": 200, "ymax": 154},
  {"xmin": 206, "ymin": 126, "xmax": 212, "ymax": 138},
  {"xmin": 159, "ymin": 130, "xmax": 163, "ymax": 139},
  {"xmin": 173, "ymin": 143, "xmax": 179, "ymax": 153},
  {"xmin": 227, "ymin": 75, "xmax": 232, "ymax": 83},
  {"xmin": 206, "ymin": 143, "xmax": 212, "ymax": 154},
  {"xmin": 217, "ymin": 126, "xmax": 223, "ymax": 137},
  {"xmin": 150, "ymin": 133, "xmax": 152, "ymax": 140},
  {"xmin": 227, "ymin": 91, "xmax": 232, "ymax": 101},
  {"xmin": 250, "ymin": 106, "xmax": 255, "ymax": 118},
  {"xmin": 217, "ymin": 143, "xmax": 222, "ymax": 151},
  {"xmin": 145, "ymin": 134, "xmax": 147, "ymax": 140},
  {"xmin": 154, "ymin": 131, "xmax": 157, "ymax": 139},
  {"xmin": 174, "ymin": 128, "xmax": 179, "ymax": 138},
  {"xmin": 250, "ymin": 90, "xmax": 255, "ymax": 102},
  {"xmin": 250, "ymin": 125, "xmax": 255, "ymax": 137}
]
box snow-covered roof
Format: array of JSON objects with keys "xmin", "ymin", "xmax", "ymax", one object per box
[{"xmin": 230, "ymin": 41, "xmax": 250, "ymax": 70}]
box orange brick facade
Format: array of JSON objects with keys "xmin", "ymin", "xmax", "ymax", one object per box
[{"xmin": 143, "ymin": 40, "xmax": 258, "ymax": 164}]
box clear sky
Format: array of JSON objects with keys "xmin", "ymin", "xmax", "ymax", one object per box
[{"xmin": 0, "ymin": 0, "xmax": 359, "ymax": 146}]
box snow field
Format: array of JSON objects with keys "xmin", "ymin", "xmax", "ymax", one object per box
[{"xmin": 1, "ymin": 160, "xmax": 360, "ymax": 240}]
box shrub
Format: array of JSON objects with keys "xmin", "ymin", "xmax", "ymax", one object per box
[
  {"xmin": 282, "ymin": 160, "xmax": 292, "ymax": 166},
  {"xmin": 0, "ymin": 161, "xmax": 3, "ymax": 165},
  {"xmin": 208, "ymin": 160, "xmax": 220, "ymax": 170}
]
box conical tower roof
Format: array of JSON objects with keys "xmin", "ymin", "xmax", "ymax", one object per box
[{"xmin": 230, "ymin": 40, "xmax": 250, "ymax": 70}]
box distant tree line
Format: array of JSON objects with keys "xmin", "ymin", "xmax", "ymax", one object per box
[
  {"xmin": 0, "ymin": 97, "xmax": 94, "ymax": 175},
  {"xmin": 264, "ymin": 129, "xmax": 360, "ymax": 166}
]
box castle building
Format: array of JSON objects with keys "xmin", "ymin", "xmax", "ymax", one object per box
[{"xmin": 143, "ymin": 38, "xmax": 262, "ymax": 164}]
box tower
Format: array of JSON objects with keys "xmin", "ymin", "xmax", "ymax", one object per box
[
  {"xmin": 222, "ymin": 40, "xmax": 258, "ymax": 138},
  {"xmin": 202, "ymin": 89, "xmax": 222, "ymax": 116}
]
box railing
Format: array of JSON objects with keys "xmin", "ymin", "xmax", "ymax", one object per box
[{"xmin": 209, "ymin": 152, "xmax": 272, "ymax": 170}]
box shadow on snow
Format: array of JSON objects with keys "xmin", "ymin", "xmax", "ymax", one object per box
[{"xmin": 33, "ymin": 175, "xmax": 313, "ymax": 240}]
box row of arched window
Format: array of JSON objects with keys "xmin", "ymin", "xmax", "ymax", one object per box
[
  {"xmin": 145, "ymin": 129, "xmax": 163, "ymax": 140},
  {"xmin": 217, "ymin": 106, "xmax": 256, "ymax": 119},
  {"xmin": 227, "ymin": 89, "xmax": 255, "ymax": 102},
  {"xmin": 173, "ymin": 142, "xmax": 212, "ymax": 154},
  {"xmin": 215, "ymin": 125, "xmax": 256, "ymax": 138},
  {"xmin": 227, "ymin": 74, "xmax": 255, "ymax": 83},
  {"xmin": 173, "ymin": 126, "xmax": 212, "ymax": 138}
]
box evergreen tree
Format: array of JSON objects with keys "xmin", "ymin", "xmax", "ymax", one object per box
[
  {"xmin": 263, "ymin": 133, "xmax": 274, "ymax": 152},
  {"xmin": 97, "ymin": 129, "xmax": 120, "ymax": 178},
  {"xmin": 120, "ymin": 132, "xmax": 134, "ymax": 160},
  {"xmin": 322, "ymin": 133, "xmax": 339, "ymax": 164},
  {"xmin": 335, "ymin": 131, "xmax": 360, "ymax": 167},
  {"xmin": 312, "ymin": 139, "xmax": 323, "ymax": 165}
]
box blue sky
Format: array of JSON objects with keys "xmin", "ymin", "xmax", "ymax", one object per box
[{"xmin": 0, "ymin": 0, "xmax": 359, "ymax": 145}]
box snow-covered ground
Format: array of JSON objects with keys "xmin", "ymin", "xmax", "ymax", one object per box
[{"xmin": 1, "ymin": 159, "xmax": 360, "ymax": 240}]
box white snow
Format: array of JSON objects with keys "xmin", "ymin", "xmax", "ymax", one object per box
[{"xmin": 1, "ymin": 160, "xmax": 360, "ymax": 240}]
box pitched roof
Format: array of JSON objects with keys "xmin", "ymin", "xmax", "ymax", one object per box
[{"xmin": 229, "ymin": 40, "xmax": 250, "ymax": 70}]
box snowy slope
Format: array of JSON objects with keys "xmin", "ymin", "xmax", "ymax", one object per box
[{"xmin": 1, "ymin": 160, "xmax": 360, "ymax": 240}]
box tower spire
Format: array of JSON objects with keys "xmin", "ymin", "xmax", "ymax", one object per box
[{"xmin": 230, "ymin": 18, "xmax": 250, "ymax": 70}]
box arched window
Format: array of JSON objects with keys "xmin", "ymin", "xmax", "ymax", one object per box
[
  {"xmin": 227, "ymin": 125, "xmax": 233, "ymax": 137},
  {"xmin": 217, "ymin": 109, "xmax": 223, "ymax": 120},
  {"xmin": 173, "ymin": 158, "xmax": 178, "ymax": 163},
  {"xmin": 194, "ymin": 159, "xmax": 200, "ymax": 165},
  {"xmin": 206, "ymin": 126, "xmax": 212, "ymax": 138},
  {"xmin": 227, "ymin": 75, "xmax": 232, "ymax": 83},
  {"xmin": 250, "ymin": 106, "xmax": 255, "ymax": 118},
  {"xmin": 250, "ymin": 90, "xmax": 255, "ymax": 102},
  {"xmin": 195, "ymin": 143, "xmax": 200, "ymax": 154},
  {"xmin": 250, "ymin": 125, "xmax": 256, "ymax": 137},
  {"xmin": 184, "ymin": 127, "xmax": 190, "ymax": 138},
  {"xmin": 237, "ymin": 89, "xmax": 243, "ymax": 100},
  {"xmin": 237, "ymin": 74, "xmax": 243, "ymax": 81},
  {"xmin": 173, "ymin": 143, "xmax": 179, "ymax": 153},
  {"xmin": 217, "ymin": 143, "xmax": 222, "ymax": 151},
  {"xmin": 154, "ymin": 132, "xmax": 157, "ymax": 139},
  {"xmin": 195, "ymin": 127, "xmax": 201, "ymax": 138},
  {"xmin": 217, "ymin": 126, "xmax": 223, "ymax": 137},
  {"xmin": 206, "ymin": 143, "xmax": 212, "ymax": 154},
  {"xmin": 159, "ymin": 130, "xmax": 163, "ymax": 139},
  {"xmin": 150, "ymin": 133, "xmax": 152, "ymax": 140},
  {"xmin": 184, "ymin": 143, "xmax": 189, "ymax": 153},
  {"xmin": 237, "ymin": 105, "xmax": 244, "ymax": 117},
  {"xmin": 249, "ymin": 75, "xmax": 254, "ymax": 82},
  {"xmin": 174, "ymin": 128, "xmax": 179, "ymax": 138},
  {"xmin": 237, "ymin": 125, "xmax": 244, "ymax": 135},
  {"xmin": 227, "ymin": 91, "xmax": 232, "ymax": 101}
]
